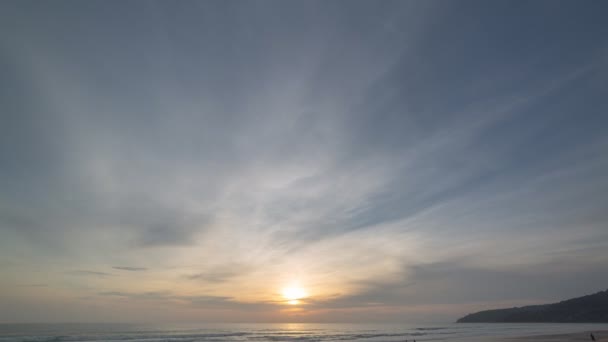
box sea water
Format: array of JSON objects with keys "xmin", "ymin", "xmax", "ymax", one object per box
[{"xmin": 1, "ymin": 323, "xmax": 607, "ymax": 342}]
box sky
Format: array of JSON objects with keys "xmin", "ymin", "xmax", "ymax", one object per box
[{"xmin": 1, "ymin": 0, "xmax": 608, "ymax": 324}]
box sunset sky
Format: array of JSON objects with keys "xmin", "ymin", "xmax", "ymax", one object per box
[{"xmin": 1, "ymin": 0, "xmax": 608, "ymax": 323}]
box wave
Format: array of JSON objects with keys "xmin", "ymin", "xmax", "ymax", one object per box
[{"xmin": 3, "ymin": 323, "xmax": 608, "ymax": 342}]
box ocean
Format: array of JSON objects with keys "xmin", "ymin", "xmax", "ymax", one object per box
[{"xmin": 1, "ymin": 323, "xmax": 608, "ymax": 342}]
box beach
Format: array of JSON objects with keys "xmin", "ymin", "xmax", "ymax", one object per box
[{"xmin": 489, "ymin": 330, "xmax": 608, "ymax": 342}]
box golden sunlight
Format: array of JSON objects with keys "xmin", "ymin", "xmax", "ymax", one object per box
[{"xmin": 281, "ymin": 286, "xmax": 307, "ymax": 305}]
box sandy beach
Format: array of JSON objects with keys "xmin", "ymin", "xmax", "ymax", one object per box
[{"xmin": 489, "ymin": 330, "xmax": 608, "ymax": 342}]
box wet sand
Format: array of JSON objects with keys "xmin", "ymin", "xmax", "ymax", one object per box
[{"xmin": 487, "ymin": 330, "xmax": 608, "ymax": 342}]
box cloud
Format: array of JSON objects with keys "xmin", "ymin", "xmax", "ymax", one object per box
[
  {"xmin": 184, "ymin": 263, "xmax": 250, "ymax": 283},
  {"xmin": 112, "ymin": 266, "xmax": 147, "ymax": 271},
  {"xmin": 174, "ymin": 295, "xmax": 278, "ymax": 311},
  {"xmin": 185, "ymin": 271, "xmax": 241, "ymax": 283},
  {"xmin": 68, "ymin": 270, "xmax": 111, "ymax": 277},
  {"xmin": 20, "ymin": 284, "xmax": 48, "ymax": 287},
  {"xmin": 306, "ymin": 258, "xmax": 608, "ymax": 312},
  {"xmin": 98, "ymin": 291, "xmax": 172, "ymax": 300},
  {"xmin": 97, "ymin": 291, "xmax": 276, "ymax": 311}
]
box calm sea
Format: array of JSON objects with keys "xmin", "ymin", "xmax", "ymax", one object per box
[{"xmin": 1, "ymin": 323, "xmax": 607, "ymax": 342}]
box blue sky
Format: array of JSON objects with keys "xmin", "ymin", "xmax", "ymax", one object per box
[{"xmin": 1, "ymin": 0, "xmax": 608, "ymax": 323}]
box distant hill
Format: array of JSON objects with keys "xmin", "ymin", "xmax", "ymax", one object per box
[{"xmin": 457, "ymin": 289, "xmax": 608, "ymax": 323}]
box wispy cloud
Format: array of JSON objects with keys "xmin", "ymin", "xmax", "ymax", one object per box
[
  {"xmin": 97, "ymin": 291, "xmax": 277, "ymax": 311},
  {"xmin": 112, "ymin": 266, "xmax": 147, "ymax": 271},
  {"xmin": 184, "ymin": 264, "xmax": 250, "ymax": 283},
  {"xmin": 99, "ymin": 291, "xmax": 172, "ymax": 300},
  {"xmin": 20, "ymin": 284, "xmax": 48, "ymax": 287},
  {"xmin": 68, "ymin": 270, "xmax": 112, "ymax": 277}
]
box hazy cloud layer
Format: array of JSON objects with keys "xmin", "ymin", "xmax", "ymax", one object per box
[{"xmin": 1, "ymin": 0, "xmax": 608, "ymax": 323}]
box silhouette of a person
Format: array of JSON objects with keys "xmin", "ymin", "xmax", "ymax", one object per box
[{"xmin": 590, "ymin": 333, "xmax": 596, "ymax": 341}]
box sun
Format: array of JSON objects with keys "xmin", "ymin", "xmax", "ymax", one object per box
[{"xmin": 281, "ymin": 286, "xmax": 307, "ymax": 305}]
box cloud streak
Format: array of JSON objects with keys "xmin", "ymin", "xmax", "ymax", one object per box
[
  {"xmin": 112, "ymin": 266, "xmax": 147, "ymax": 272},
  {"xmin": 68, "ymin": 270, "xmax": 112, "ymax": 277}
]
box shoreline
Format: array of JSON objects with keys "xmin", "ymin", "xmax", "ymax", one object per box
[{"xmin": 486, "ymin": 330, "xmax": 608, "ymax": 342}]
